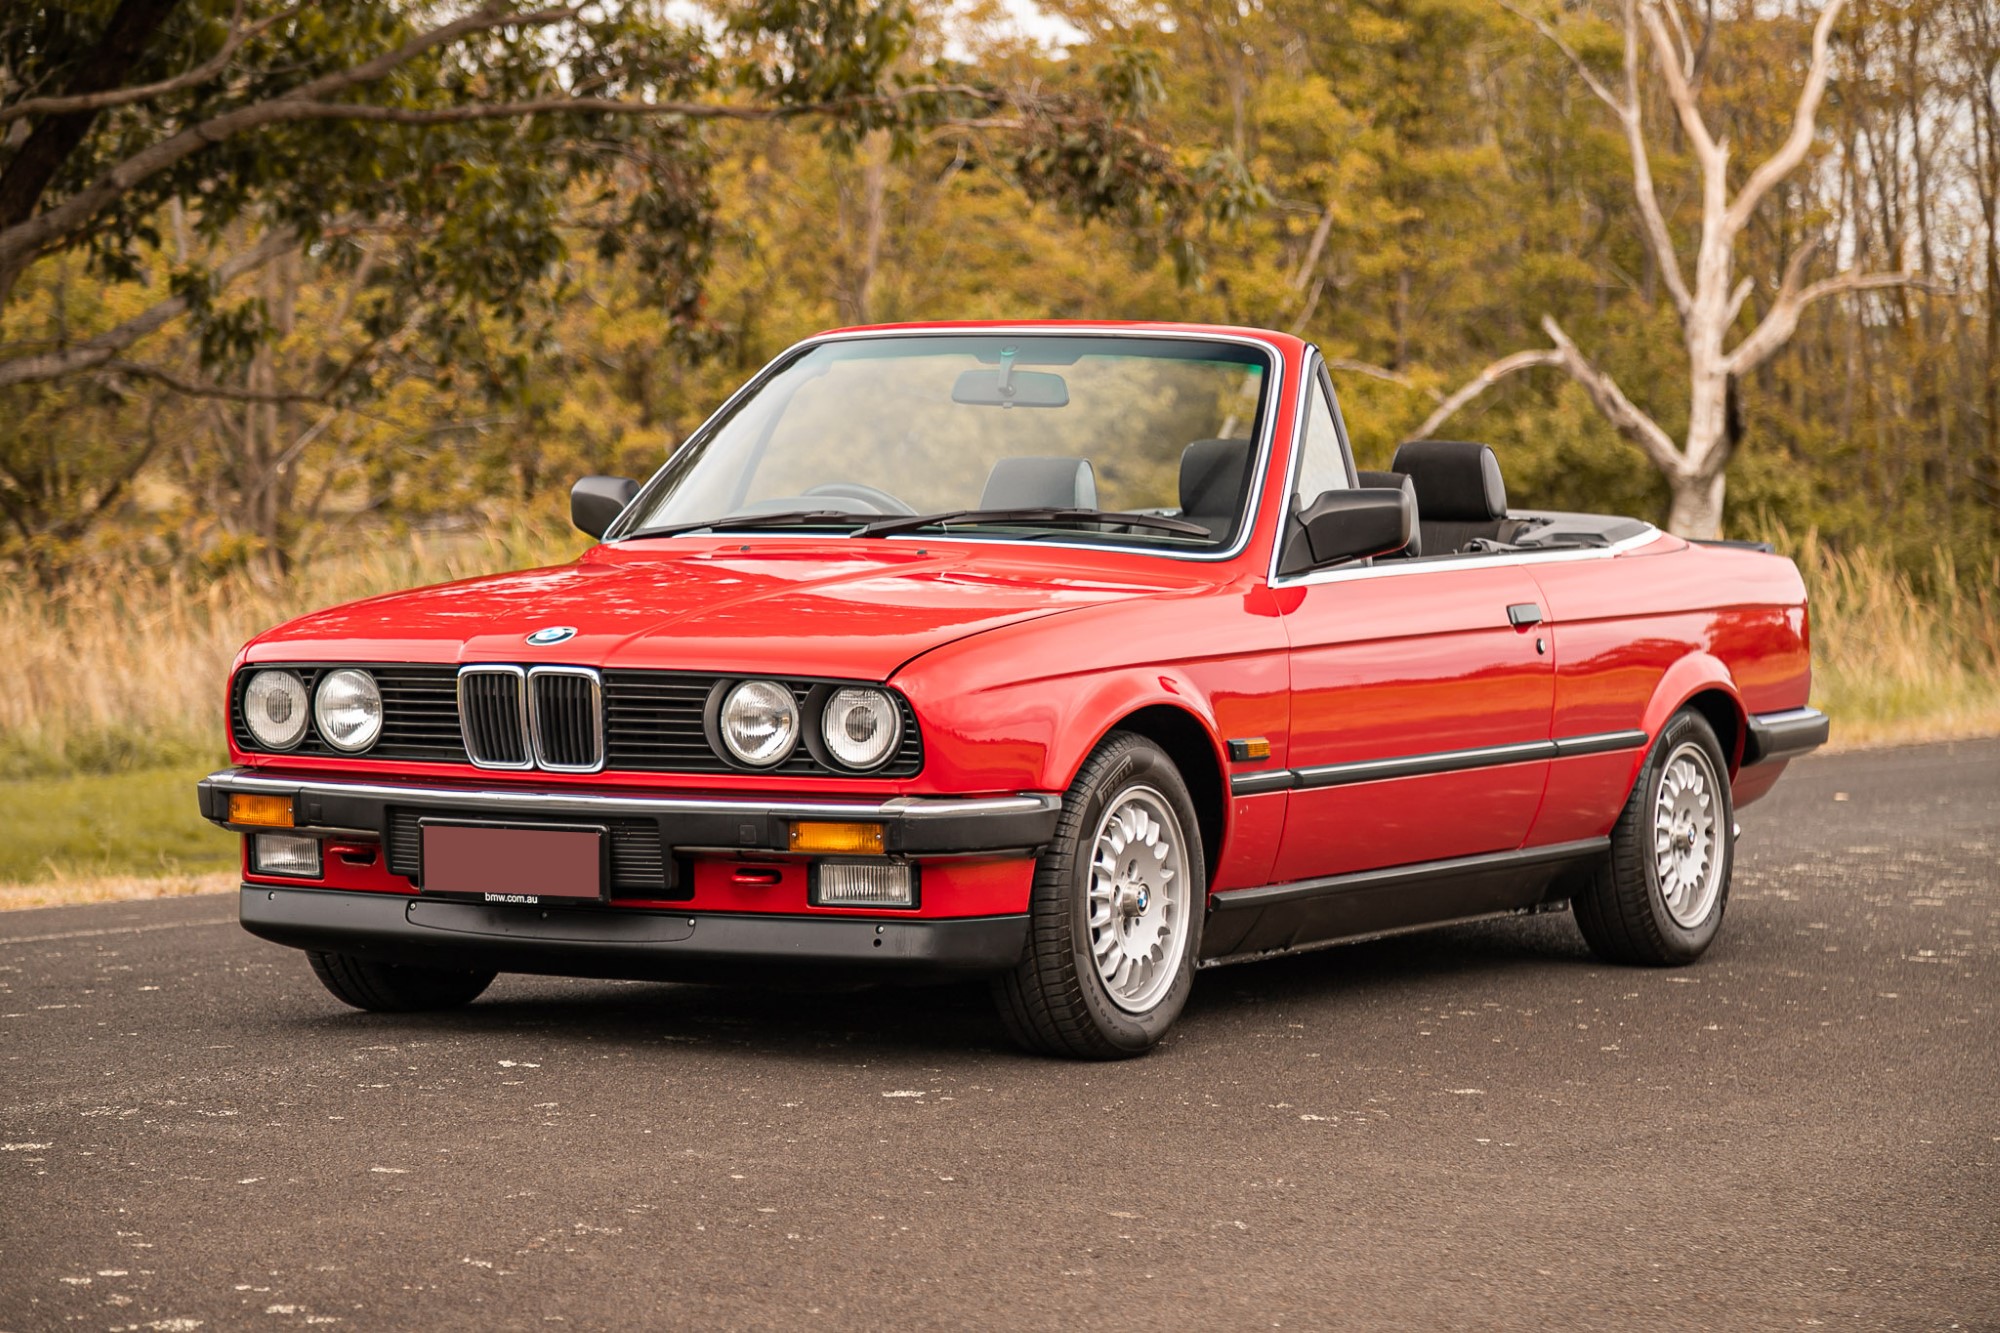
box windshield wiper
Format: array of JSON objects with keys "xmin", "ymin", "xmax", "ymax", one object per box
[
  {"xmin": 621, "ymin": 509, "xmax": 869, "ymax": 539},
  {"xmin": 851, "ymin": 507, "xmax": 1212, "ymax": 539}
]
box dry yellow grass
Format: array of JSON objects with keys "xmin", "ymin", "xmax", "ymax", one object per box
[
  {"xmin": 0, "ymin": 521, "xmax": 581, "ymax": 779},
  {"xmin": 0, "ymin": 871, "xmax": 236, "ymax": 913},
  {"xmin": 1776, "ymin": 528, "xmax": 2000, "ymax": 750}
]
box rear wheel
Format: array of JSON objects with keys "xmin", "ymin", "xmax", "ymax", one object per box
[
  {"xmin": 993, "ymin": 733, "xmax": 1205, "ymax": 1059},
  {"xmin": 1571, "ymin": 709, "xmax": 1734, "ymax": 965},
  {"xmin": 306, "ymin": 951, "xmax": 497, "ymax": 1012}
]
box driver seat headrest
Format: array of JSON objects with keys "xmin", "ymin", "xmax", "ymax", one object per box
[
  {"xmin": 1179, "ymin": 438, "xmax": 1253, "ymax": 516},
  {"xmin": 979, "ymin": 457, "xmax": 1098, "ymax": 511},
  {"xmin": 1390, "ymin": 439, "xmax": 1507, "ymax": 521}
]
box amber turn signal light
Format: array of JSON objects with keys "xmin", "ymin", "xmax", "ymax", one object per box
[
  {"xmin": 229, "ymin": 792, "xmax": 295, "ymax": 828},
  {"xmin": 788, "ymin": 820, "xmax": 885, "ymax": 856}
]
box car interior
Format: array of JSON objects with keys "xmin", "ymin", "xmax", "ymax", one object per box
[{"xmin": 933, "ymin": 436, "xmax": 1648, "ymax": 558}]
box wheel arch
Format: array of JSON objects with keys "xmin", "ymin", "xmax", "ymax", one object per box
[
  {"xmin": 1640, "ymin": 653, "xmax": 1748, "ymax": 773},
  {"xmin": 1089, "ymin": 703, "xmax": 1229, "ymax": 890}
]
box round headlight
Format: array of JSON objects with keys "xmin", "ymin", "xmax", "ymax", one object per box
[
  {"xmin": 242, "ymin": 670, "xmax": 309, "ymax": 750},
  {"xmin": 719, "ymin": 679, "xmax": 798, "ymax": 767},
  {"xmin": 820, "ymin": 687, "xmax": 901, "ymax": 770},
  {"xmin": 313, "ymin": 668, "xmax": 383, "ymax": 753}
]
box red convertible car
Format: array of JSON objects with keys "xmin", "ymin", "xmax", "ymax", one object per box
[{"xmin": 198, "ymin": 322, "xmax": 1826, "ymax": 1057}]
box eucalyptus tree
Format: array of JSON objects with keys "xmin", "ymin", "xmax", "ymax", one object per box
[{"xmin": 1410, "ymin": 0, "xmax": 1934, "ymax": 538}]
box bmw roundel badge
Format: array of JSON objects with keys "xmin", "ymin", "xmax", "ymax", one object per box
[{"xmin": 525, "ymin": 625, "xmax": 578, "ymax": 646}]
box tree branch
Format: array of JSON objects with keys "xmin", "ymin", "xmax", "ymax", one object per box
[
  {"xmin": 99, "ymin": 358, "xmax": 332, "ymax": 404},
  {"xmin": 1726, "ymin": 269, "xmax": 1936, "ymax": 375},
  {"xmin": 1618, "ymin": 0, "xmax": 1692, "ymax": 320},
  {"xmin": 1725, "ymin": 0, "xmax": 1849, "ymax": 236},
  {"xmin": 1539, "ymin": 315, "xmax": 1685, "ymax": 474},
  {"xmin": 1638, "ymin": 1, "xmax": 1727, "ymax": 195},
  {"xmin": 1326, "ymin": 357, "xmax": 1437, "ymax": 395},
  {"xmin": 0, "ymin": 2, "xmax": 290, "ymax": 126},
  {"xmin": 1495, "ymin": 0, "xmax": 1625, "ymax": 112},
  {"xmin": 1402, "ymin": 346, "xmax": 1564, "ymax": 442},
  {"xmin": 0, "ymin": 228, "xmax": 296, "ymax": 389},
  {"xmin": 0, "ymin": 4, "xmax": 582, "ymax": 278},
  {"xmin": 1499, "ymin": 0, "xmax": 1691, "ymax": 319}
]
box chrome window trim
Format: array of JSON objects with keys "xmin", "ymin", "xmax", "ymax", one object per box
[
  {"xmin": 526, "ymin": 664, "xmax": 605, "ymax": 775},
  {"xmin": 604, "ymin": 325, "xmax": 1303, "ymax": 566},
  {"xmin": 1267, "ymin": 525, "xmax": 1667, "ymax": 588},
  {"xmin": 1265, "ymin": 356, "xmax": 1664, "ymax": 587},
  {"xmin": 456, "ymin": 664, "xmax": 532, "ymax": 771}
]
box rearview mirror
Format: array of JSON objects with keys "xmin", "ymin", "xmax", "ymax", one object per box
[
  {"xmin": 571, "ymin": 475, "xmax": 639, "ymax": 539},
  {"xmin": 951, "ymin": 367, "xmax": 1069, "ymax": 408},
  {"xmin": 1284, "ymin": 487, "xmax": 1416, "ymax": 573}
]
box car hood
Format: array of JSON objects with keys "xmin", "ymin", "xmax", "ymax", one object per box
[{"xmin": 246, "ymin": 540, "xmax": 1203, "ymax": 679}]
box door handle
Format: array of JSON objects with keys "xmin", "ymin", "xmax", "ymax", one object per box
[{"xmin": 1506, "ymin": 602, "xmax": 1543, "ymax": 628}]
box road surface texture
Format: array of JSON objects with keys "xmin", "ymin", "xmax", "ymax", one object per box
[{"xmin": 2, "ymin": 739, "xmax": 1995, "ymax": 1331}]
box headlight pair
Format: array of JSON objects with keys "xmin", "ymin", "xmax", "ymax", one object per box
[
  {"xmin": 241, "ymin": 668, "xmax": 382, "ymax": 753},
  {"xmin": 717, "ymin": 680, "xmax": 901, "ymax": 772}
]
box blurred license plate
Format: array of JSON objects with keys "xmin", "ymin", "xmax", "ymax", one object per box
[{"xmin": 420, "ymin": 822, "xmax": 604, "ymax": 900}]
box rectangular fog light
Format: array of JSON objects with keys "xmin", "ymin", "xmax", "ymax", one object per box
[
  {"xmin": 253, "ymin": 831, "xmax": 322, "ymax": 879},
  {"xmin": 810, "ymin": 861, "xmax": 916, "ymax": 909}
]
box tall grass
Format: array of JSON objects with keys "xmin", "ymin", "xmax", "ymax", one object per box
[
  {"xmin": 1, "ymin": 523, "xmax": 1994, "ymax": 781},
  {"xmin": 0, "ymin": 523, "xmax": 581, "ymax": 780},
  {"xmin": 1771, "ymin": 527, "xmax": 2000, "ymax": 748}
]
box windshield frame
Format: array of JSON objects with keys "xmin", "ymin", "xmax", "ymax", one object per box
[{"xmin": 602, "ymin": 326, "xmax": 1293, "ymax": 564}]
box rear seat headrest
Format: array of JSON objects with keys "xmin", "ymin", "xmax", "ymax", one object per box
[
  {"xmin": 1179, "ymin": 438, "xmax": 1253, "ymax": 517},
  {"xmin": 1389, "ymin": 440, "xmax": 1507, "ymax": 522},
  {"xmin": 979, "ymin": 456, "xmax": 1098, "ymax": 511}
]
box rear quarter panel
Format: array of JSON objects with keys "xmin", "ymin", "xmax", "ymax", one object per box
[{"xmin": 1527, "ymin": 536, "xmax": 1811, "ymax": 844}]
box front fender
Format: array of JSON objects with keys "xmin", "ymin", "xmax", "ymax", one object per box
[{"xmin": 895, "ymin": 665, "xmax": 1239, "ymax": 793}]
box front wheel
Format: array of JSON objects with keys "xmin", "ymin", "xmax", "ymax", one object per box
[
  {"xmin": 993, "ymin": 733, "xmax": 1206, "ymax": 1059},
  {"xmin": 1571, "ymin": 709, "xmax": 1735, "ymax": 965},
  {"xmin": 307, "ymin": 951, "xmax": 497, "ymax": 1012}
]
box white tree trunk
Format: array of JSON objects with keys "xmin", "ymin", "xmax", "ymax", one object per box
[{"xmin": 1667, "ymin": 469, "xmax": 1726, "ymax": 539}]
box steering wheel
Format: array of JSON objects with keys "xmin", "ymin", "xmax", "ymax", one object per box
[{"xmin": 802, "ymin": 483, "xmax": 916, "ymax": 516}]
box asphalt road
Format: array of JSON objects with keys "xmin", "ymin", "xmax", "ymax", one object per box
[{"xmin": 2, "ymin": 740, "xmax": 1995, "ymax": 1332}]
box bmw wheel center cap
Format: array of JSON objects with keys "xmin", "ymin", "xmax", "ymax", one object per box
[{"xmin": 525, "ymin": 625, "xmax": 578, "ymax": 646}]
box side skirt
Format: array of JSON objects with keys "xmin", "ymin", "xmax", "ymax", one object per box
[{"xmin": 1198, "ymin": 838, "xmax": 1609, "ymax": 967}]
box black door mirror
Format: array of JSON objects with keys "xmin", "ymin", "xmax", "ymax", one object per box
[
  {"xmin": 1282, "ymin": 487, "xmax": 1416, "ymax": 573},
  {"xmin": 571, "ymin": 476, "xmax": 639, "ymax": 539}
]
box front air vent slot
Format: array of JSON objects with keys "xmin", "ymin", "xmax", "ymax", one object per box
[
  {"xmin": 457, "ymin": 667, "xmax": 530, "ymax": 769},
  {"xmin": 528, "ymin": 667, "xmax": 603, "ymax": 773}
]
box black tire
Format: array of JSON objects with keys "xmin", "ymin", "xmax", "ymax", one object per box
[
  {"xmin": 1572, "ymin": 709, "xmax": 1735, "ymax": 966},
  {"xmin": 306, "ymin": 951, "xmax": 497, "ymax": 1012},
  {"xmin": 993, "ymin": 732, "xmax": 1206, "ymax": 1059}
]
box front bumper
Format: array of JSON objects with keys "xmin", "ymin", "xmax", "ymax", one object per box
[
  {"xmin": 196, "ymin": 768, "xmax": 1062, "ymax": 856},
  {"xmin": 241, "ymin": 886, "xmax": 1029, "ymax": 983}
]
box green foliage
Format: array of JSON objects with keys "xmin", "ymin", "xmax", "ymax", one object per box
[{"xmin": 0, "ymin": 0, "xmax": 1991, "ymax": 585}]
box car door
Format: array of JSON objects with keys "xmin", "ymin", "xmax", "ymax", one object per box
[{"xmin": 1269, "ymin": 368, "xmax": 1555, "ymax": 884}]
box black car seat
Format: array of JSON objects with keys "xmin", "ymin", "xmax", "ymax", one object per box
[
  {"xmin": 1389, "ymin": 439, "xmax": 1507, "ymax": 554},
  {"xmin": 1178, "ymin": 438, "xmax": 1254, "ymax": 541},
  {"xmin": 1355, "ymin": 469, "xmax": 1422, "ymax": 558},
  {"xmin": 979, "ymin": 456, "xmax": 1099, "ymax": 511}
]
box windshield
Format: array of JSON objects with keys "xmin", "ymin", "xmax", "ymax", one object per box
[{"xmin": 613, "ymin": 333, "xmax": 1273, "ymax": 552}]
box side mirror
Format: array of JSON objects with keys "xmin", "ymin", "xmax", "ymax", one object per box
[
  {"xmin": 1283, "ymin": 487, "xmax": 1416, "ymax": 573},
  {"xmin": 571, "ymin": 476, "xmax": 639, "ymax": 539}
]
